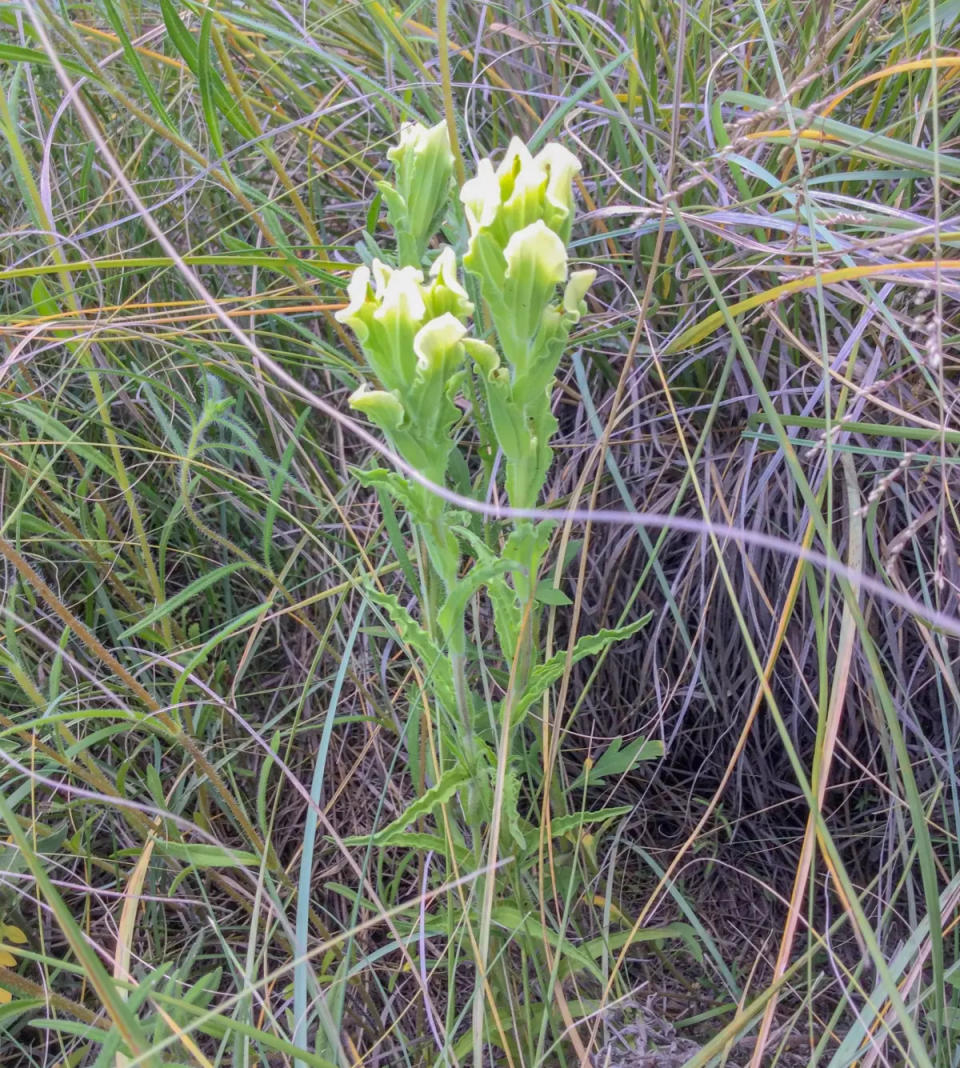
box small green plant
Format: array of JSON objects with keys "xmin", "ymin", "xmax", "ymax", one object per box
[{"xmin": 334, "ymin": 121, "xmax": 662, "ymax": 1061}]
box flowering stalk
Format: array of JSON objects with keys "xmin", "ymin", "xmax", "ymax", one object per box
[
  {"xmin": 335, "ymin": 122, "xmax": 602, "ymax": 679},
  {"xmin": 335, "ymin": 123, "xmax": 647, "ymax": 825},
  {"xmin": 330, "ymin": 122, "xmax": 658, "ymax": 1062},
  {"xmin": 377, "ymin": 120, "xmax": 455, "ymax": 267},
  {"xmin": 315, "ymin": 122, "xmax": 659, "ymax": 1065},
  {"xmin": 335, "ymin": 246, "xmax": 472, "ymax": 591},
  {"xmin": 460, "ymin": 137, "xmax": 596, "ymax": 513}
]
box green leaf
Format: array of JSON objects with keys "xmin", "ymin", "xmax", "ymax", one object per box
[
  {"xmin": 0, "ymin": 794, "xmax": 156, "ymax": 1062},
  {"xmin": 490, "ymin": 905, "xmax": 603, "ymax": 982},
  {"xmin": 158, "ymin": 0, "xmax": 251, "ymax": 138},
  {"xmin": 10, "ymin": 401, "xmax": 117, "ymax": 482},
  {"xmin": 511, "ymin": 615, "xmax": 652, "ymax": 725},
  {"xmin": 145, "ymin": 764, "xmax": 166, "ymax": 811},
  {"xmin": 535, "ymin": 581, "xmax": 571, "ymax": 606},
  {"xmin": 345, "ymin": 831, "xmax": 470, "ymax": 868},
  {"xmin": 550, "ymin": 806, "xmax": 633, "ymax": 837},
  {"xmin": 502, "ymin": 768, "xmax": 528, "ymax": 852},
  {"xmin": 154, "ymin": 842, "xmax": 262, "ymax": 868},
  {"xmin": 943, "ymin": 1007, "xmax": 960, "ymax": 1033},
  {"xmin": 503, "ymin": 520, "xmax": 555, "ymax": 600},
  {"xmin": 570, "ymin": 735, "xmax": 664, "ymax": 790},
  {"xmin": 437, "ymin": 559, "xmax": 512, "ymax": 643},
  {"xmin": 353, "ymin": 467, "xmax": 420, "ymax": 514},
  {"xmin": 197, "ymin": 9, "xmax": 225, "ymax": 160},
  {"xmin": 377, "ymin": 487, "xmax": 420, "ymax": 590},
  {"xmin": 451, "ymin": 525, "xmax": 522, "ymax": 658},
  {"xmin": 463, "ymin": 229, "xmax": 507, "ymax": 303},
  {"xmin": 0, "ymin": 44, "xmax": 88, "ymax": 78},
  {"xmin": 117, "ymin": 562, "xmax": 248, "ymax": 639},
  {"xmin": 158, "ymin": 0, "xmax": 198, "ymax": 65},
  {"xmin": 30, "ymin": 277, "xmax": 57, "ymax": 317},
  {"xmin": 0, "ymin": 999, "xmax": 45, "ymax": 1026},
  {"xmin": 561, "ymin": 539, "xmax": 584, "ymax": 569},
  {"xmin": 580, "ymin": 922, "xmax": 703, "ymax": 965},
  {"xmin": 170, "ymin": 603, "xmax": 270, "ymax": 706},
  {"xmin": 343, "ymin": 762, "xmax": 472, "ymax": 847},
  {"xmin": 482, "ymin": 369, "xmax": 527, "ymax": 461},
  {"xmin": 264, "ymin": 406, "xmax": 310, "ymax": 569},
  {"xmin": 101, "ymin": 0, "xmax": 176, "ymax": 132},
  {"xmin": 365, "ymin": 588, "xmax": 457, "ymax": 712}
]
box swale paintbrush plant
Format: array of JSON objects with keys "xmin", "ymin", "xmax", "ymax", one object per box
[{"xmin": 334, "ymin": 122, "xmax": 661, "ymax": 1060}]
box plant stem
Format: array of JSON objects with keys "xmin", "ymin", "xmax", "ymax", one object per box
[{"xmin": 435, "ymin": 0, "xmax": 466, "ymax": 186}]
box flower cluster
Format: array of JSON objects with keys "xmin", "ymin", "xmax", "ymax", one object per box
[
  {"xmin": 378, "ymin": 121, "xmax": 455, "ymax": 265},
  {"xmin": 336, "ymin": 123, "xmax": 594, "ymax": 512},
  {"xmin": 459, "ymin": 138, "xmax": 595, "ymax": 508},
  {"xmin": 335, "ymin": 246, "xmax": 472, "ymax": 491},
  {"xmin": 461, "ymin": 139, "xmax": 582, "ymax": 245}
]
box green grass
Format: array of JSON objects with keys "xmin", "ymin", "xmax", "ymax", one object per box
[{"xmin": 1, "ymin": 0, "xmax": 959, "ymax": 1065}]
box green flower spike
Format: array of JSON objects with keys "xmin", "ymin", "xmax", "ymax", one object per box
[
  {"xmin": 336, "ymin": 250, "xmax": 471, "ymax": 396},
  {"xmin": 414, "ymin": 312, "xmax": 468, "ymax": 377},
  {"xmin": 496, "ymin": 140, "xmax": 554, "ymax": 238},
  {"xmin": 336, "ymin": 263, "xmax": 373, "ymax": 338},
  {"xmin": 462, "ymin": 337, "xmax": 500, "ymax": 376},
  {"xmin": 460, "ymin": 158, "xmax": 500, "ymax": 234},
  {"xmin": 458, "ymin": 139, "xmax": 593, "ymax": 510},
  {"xmin": 460, "ymin": 137, "xmax": 582, "ymax": 246},
  {"xmin": 407, "ymin": 312, "xmax": 469, "ymax": 442},
  {"xmin": 380, "ymin": 120, "xmax": 455, "ymax": 265},
  {"xmin": 460, "ymin": 140, "xmax": 585, "ymax": 363},
  {"xmin": 337, "ymin": 248, "xmax": 475, "ymax": 513},
  {"xmin": 374, "ymin": 261, "xmax": 427, "ymax": 323}
]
